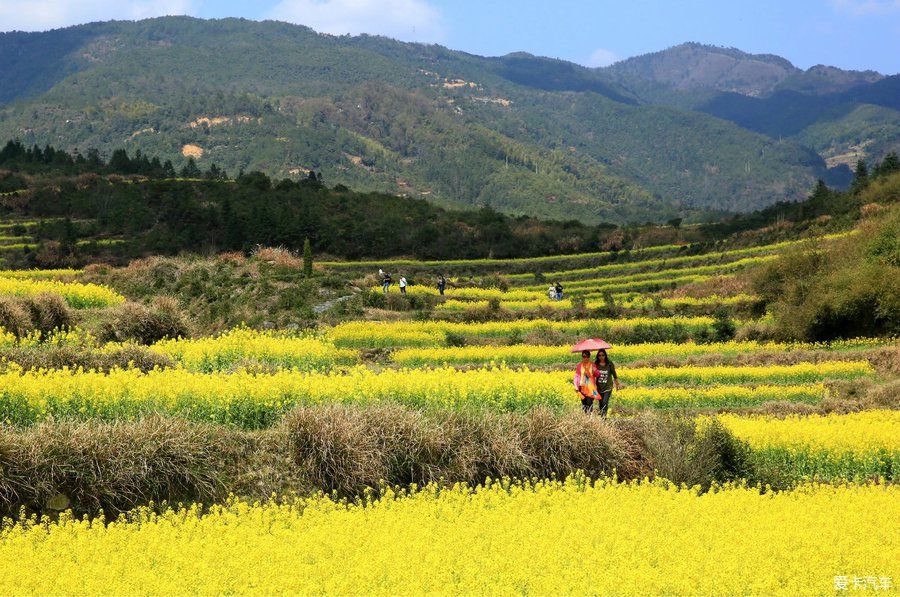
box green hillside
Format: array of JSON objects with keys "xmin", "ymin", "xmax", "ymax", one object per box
[
  {"xmin": 0, "ymin": 17, "xmax": 838, "ymax": 223},
  {"xmin": 605, "ymin": 43, "xmax": 900, "ymax": 176}
]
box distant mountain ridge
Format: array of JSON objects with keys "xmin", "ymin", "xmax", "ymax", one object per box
[
  {"xmin": 0, "ymin": 19, "xmax": 895, "ymax": 222},
  {"xmin": 605, "ymin": 42, "xmax": 883, "ymax": 97}
]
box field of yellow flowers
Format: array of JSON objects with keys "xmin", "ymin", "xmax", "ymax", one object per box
[
  {"xmin": 0, "ymin": 230, "xmax": 895, "ymax": 596},
  {"xmin": 0, "ymin": 360, "xmax": 878, "ymax": 427},
  {"xmin": 1, "ymin": 477, "xmax": 896, "ymax": 596}
]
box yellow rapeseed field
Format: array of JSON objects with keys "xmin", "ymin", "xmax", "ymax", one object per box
[
  {"xmin": 392, "ymin": 338, "xmax": 884, "ymax": 366},
  {"xmin": 0, "ymin": 276, "xmax": 124, "ymax": 307},
  {"xmin": 0, "ymin": 362, "xmax": 872, "ymax": 426},
  {"xmin": 149, "ymin": 327, "xmax": 356, "ymax": 371},
  {"xmin": 718, "ymin": 410, "xmax": 900, "ymax": 454},
  {"xmin": 327, "ymin": 316, "xmax": 716, "ymax": 347},
  {"xmin": 0, "ymin": 478, "xmax": 895, "ymax": 596}
]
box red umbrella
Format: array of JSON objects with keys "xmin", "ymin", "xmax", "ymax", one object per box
[{"xmin": 570, "ymin": 338, "xmax": 612, "ymax": 353}]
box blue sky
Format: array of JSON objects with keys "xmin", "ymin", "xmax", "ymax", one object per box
[{"xmin": 1, "ymin": 0, "xmax": 899, "ymax": 73}]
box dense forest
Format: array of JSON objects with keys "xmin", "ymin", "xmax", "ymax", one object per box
[
  {"xmin": 0, "ymin": 141, "xmax": 617, "ymax": 265},
  {"xmin": 1, "ymin": 141, "xmax": 896, "ymax": 269}
]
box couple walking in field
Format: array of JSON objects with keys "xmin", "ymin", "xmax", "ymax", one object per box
[{"xmin": 574, "ymin": 348, "xmax": 620, "ymax": 417}]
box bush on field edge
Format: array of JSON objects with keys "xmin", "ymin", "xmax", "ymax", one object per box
[{"xmin": 0, "ymin": 407, "xmax": 780, "ymax": 518}]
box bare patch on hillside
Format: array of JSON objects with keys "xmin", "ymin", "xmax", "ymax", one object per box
[
  {"xmin": 181, "ymin": 144, "xmax": 204, "ymax": 158},
  {"xmin": 188, "ymin": 116, "xmax": 258, "ymax": 129},
  {"xmin": 823, "ymin": 140, "xmax": 874, "ymax": 169}
]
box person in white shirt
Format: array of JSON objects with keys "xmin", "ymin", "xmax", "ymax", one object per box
[{"xmin": 399, "ymin": 276, "xmax": 408, "ymax": 294}]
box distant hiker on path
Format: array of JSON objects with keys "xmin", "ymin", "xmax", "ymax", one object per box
[
  {"xmin": 399, "ymin": 276, "xmax": 408, "ymax": 294},
  {"xmin": 573, "ymin": 350, "xmax": 600, "ymax": 414},
  {"xmin": 437, "ymin": 275, "xmax": 446, "ymax": 295},
  {"xmin": 382, "ymin": 271, "xmax": 392, "ymax": 294},
  {"xmin": 593, "ymin": 349, "xmax": 620, "ymax": 418}
]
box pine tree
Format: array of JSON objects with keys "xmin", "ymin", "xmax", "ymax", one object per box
[
  {"xmin": 302, "ymin": 237, "xmax": 313, "ymax": 277},
  {"xmin": 873, "ymin": 152, "xmax": 900, "ymax": 178},
  {"xmin": 851, "ymin": 159, "xmax": 869, "ymax": 192}
]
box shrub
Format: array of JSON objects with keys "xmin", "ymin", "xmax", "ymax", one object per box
[
  {"xmin": 22, "ymin": 293, "xmax": 72, "ymax": 335},
  {"xmin": 711, "ymin": 307, "xmax": 737, "ymax": 342},
  {"xmin": 753, "ymin": 206, "xmax": 900, "ymax": 341},
  {"xmin": 97, "ymin": 298, "xmax": 189, "ymax": 344},
  {"xmin": 445, "ymin": 331, "xmax": 467, "ymax": 347},
  {"xmin": 0, "ymin": 296, "xmax": 32, "ymax": 337},
  {"xmin": 0, "ymin": 417, "xmax": 240, "ymax": 518},
  {"xmin": 632, "ymin": 413, "xmax": 751, "ymax": 490},
  {"xmin": 282, "ymin": 405, "xmax": 636, "ymax": 497},
  {"xmin": 0, "ymin": 344, "xmax": 173, "ymax": 373},
  {"xmin": 384, "ymin": 293, "xmax": 411, "ymax": 311},
  {"xmin": 361, "ymin": 290, "xmax": 386, "ymax": 309}
]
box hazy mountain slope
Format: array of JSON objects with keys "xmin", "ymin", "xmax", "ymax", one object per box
[
  {"xmin": 604, "ymin": 43, "xmax": 898, "ymax": 169},
  {"xmin": 606, "ymin": 42, "xmax": 882, "ymax": 97}
]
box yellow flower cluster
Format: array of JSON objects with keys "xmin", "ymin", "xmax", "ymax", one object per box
[
  {"xmin": 617, "ymin": 293, "xmax": 760, "ymax": 309},
  {"xmin": 0, "ymin": 276, "xmax": 124, "ymax": 308},
  {"xmin": 0, "ymin": 268, "xmax": 81, "ymax": 279},
  {"xmin": 149, "ymin": 327, "xmax": 356, "ymax": 371},
  {"xmin": 616, "ymin": 384, "xmax": 827, "ymax": 408},
  {"xmin": 392, "ymin": 339, "xmax": 885, "ymax": 366},
  {"xmin": 1, "ymin": 478, "xmax": 895, "ymax": 596},
  {"xmin": 436, "ymin": 298, "xmax": 580, "ymax": 311},
  {"xmin": 625, "ymin": 361, "xmax": 873, "ymax": 385},
  {"xmin": 327, "ymin": 316, "xmax": 716, "ymax": 348},
  {"xmin": 434, "ymin": 293, "xmax": 766, "ymax": 312},
  {"xmin": 718, "ymin": 410, "xmax": 900, "ymax": 454}
]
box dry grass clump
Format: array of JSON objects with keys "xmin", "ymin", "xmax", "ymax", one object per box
[
  {"xmin": 0, "ymin": 296, "xmax": 32, "ymax": 337},
  {"xmin": 0, "ymin": 417, "xmax": 241, "ymax": 518},
  {"xmin": 0, "ymin": 406, "xmax": 773, "ymax": 515},
  {"xmin": 283, "ymin": 405, "xmax": 643, "ymax": 496},
  {"xmin": 0, "ymin": 343, "xmax": 173, "ymax": 373},
  {"xmin": 671, "ymin": 275, "xmax": 750, "ymax": 298},
  {"xmin": 23, "ymin": 292, "xmax": 72, "ymax": 333},
  {"xmin": 622, "ymin": 413, "xmax": 751, "ymax": 490},
  {"xmin": 0, "ymin": 293, "xmax": 73, "ymax": 337},
  {"xmin": 253, "ymin": 246, "xmax": 304, "ymax": 269},
  {"xmin": 96, "ymin": 297, "xmax": 189, "ymax": 344}
]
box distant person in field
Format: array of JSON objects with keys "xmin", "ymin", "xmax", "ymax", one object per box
[
  {"xmin": 548, "ymin": 284, "xmax": 557, "ymax": 300},
  {"xmin": 382, "ymin": 271, "xmax": 392, "ymax": 294},
  {"xmin": 574, "ymin": 350, "xmax": 600, "ymax": 414},
  {"xmin": 593, "ymin": 349, "xmax": 620, "ymax": 418},
  {"xmin": 399, "ymin": 276, "xmax": 408, "ymax": 294},
  {"xmin": 437, "ymin": 275, "xmax": 446, "ymax": 295},
  {"xmin": 555, "ymin": 281, "xmax": 563, "ymax": 301}
]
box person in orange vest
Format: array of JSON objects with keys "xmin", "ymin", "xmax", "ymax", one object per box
[{"xmin": 573, "ymin": 350, "xmax": 600, "ymax": 413}]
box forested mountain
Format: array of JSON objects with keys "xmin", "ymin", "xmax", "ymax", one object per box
[
  {"xmin": 607, "ymin": 43, "xmax": 899, "ymax": 176},
  {"xmin": 0, "ymin": 18, "xmax": 894, "ymax": 223}
]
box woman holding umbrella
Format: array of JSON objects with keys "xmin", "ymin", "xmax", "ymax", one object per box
[
  {"xmin": 571, "ymin": 339, "xmax": 612, "ymax": 414},
  {"xmin": 593, "ymin": 349, "xmax": 621, "ymax": 418}
]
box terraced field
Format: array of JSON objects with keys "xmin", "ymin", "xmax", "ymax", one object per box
[{"xmin": 0, "ymin": 231, "xmax": 895, "ymax": 596}]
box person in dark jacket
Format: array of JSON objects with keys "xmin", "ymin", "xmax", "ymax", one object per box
[
  {"xmin": 593, "ymin": 349, "xmax": 620, "ymax": 418},
  {"xmin": 437, "ymin": 275, "xmax": 446, "ymax": 295}
]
